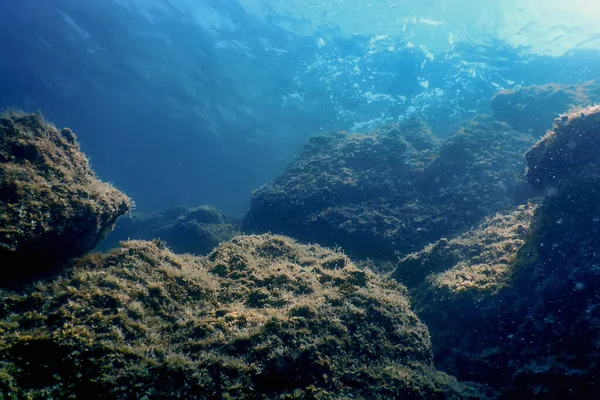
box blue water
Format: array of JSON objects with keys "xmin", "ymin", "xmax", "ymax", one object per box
[{"xmin": 1, "ymin": 0, "xmax": 599, "ymax": 216}]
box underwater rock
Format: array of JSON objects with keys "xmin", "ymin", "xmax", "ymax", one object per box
[
  {"xmin": 420, "ymin": 116, "xmax": 535, "ymax": 228},
  {"xmin": 491, "ymin": 79, "xmax": 600, "ymax": 136},
  {"xmin": 392, "ymin": 203, "xmax": 537, "ymax": 289},
  {"xmin": 392, "ymin": 204, "xmax": 538, "ymax": 389},
  {"xmin": 505, "ymin": 105, "xmax": 600, "ymax": 398},
  {"xmin": 525, "ymin": 104, "xmax": 600, "ymax": 191},
  {"xmin": 99, "ymin": 204, "xmax": 240, "ymax": 255},
  {"xmin": 0, "ymin": 111, "xmax": 131, "ymax": 285},
  {"xmin": 393, "ymin": 106, "xmax": 600, "ymax": 398},
  {"xmin": 243, "ymin": 118, "xmax": 438, "ymax": 262},
  {"xmin": 243, "ymin": 117, "xmax": 534, "ymax": 262},
  {"xmin": 499, "ymin": 195, "xmax": 600, "ymax": 399},
  {"xmin": 0, "ymin": 234, "xmax": 488, "ymax": 399}
]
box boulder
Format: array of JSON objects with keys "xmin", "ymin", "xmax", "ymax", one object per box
[
  {"xmin": 99, "ymin": 205, "xmax": 240, "ymax": 255},
  {"xmin": 391, "ymin": 106, "xmax": 600, "ymax": 398},
  {"xmin": 0, "ymin": 111, "xmax": 131, "ymax": 284},
  {"xmin": 0, "ymin": 235, "xmax": 488, "ymax": 399}
]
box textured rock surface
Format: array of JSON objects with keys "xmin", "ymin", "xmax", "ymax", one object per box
[
  {"xmin": 394, "ymin": 205, "xmax": 537, "ymax": 389},
  {"xmin": 392, "ymin": 106, "xmax": 600, "ymax": 398},
  {"xmin": 393, "ymin": 203, "xmax": 537, "ymax": 289},
  {"xmin": 0, "ymin": 235, "xmax": 487, "ymax": 399},
  {"xmin": 525, "ymin": 104, "xmax": 600, "ymax": 191},
  {"xmin": 0, "ymin": 111, "xmax": 131, "ymax": 284},
  {"xmin": 99, "ymin": 205, "xmax": 240, "ymax": 255},
  {"xmin": 243, "ymin": 117, "xmax": 534, "ymax": 262},
  {"xmin": 420, "ymin": 117, "xmax": 535, "ymax": 228},
  {"xmin": 508, "ymin": 105, "xmax": 600, "ymax": 398},
  {"xmin": 491, "ymin": 79, "xmax": 600, "ymax": 136}
]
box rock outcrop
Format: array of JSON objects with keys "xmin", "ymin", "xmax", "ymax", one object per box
[
  {"xmin": 0, "ymin": 111, "xmax": 131, "ymax": 285},
  {"xmin": 243, "ymin": 117, "xmax": 534, "ymax": 262},
  {"xmin": 491, "ymin": 80, "xmax": 600, "ymax": 136},
  {"xmin": 391, "ymin": 106, "xmax": 600, "ymax": 398},
  {"xmin": 0, "ymin": 235, "xmax": 487, "ymax": 399}
]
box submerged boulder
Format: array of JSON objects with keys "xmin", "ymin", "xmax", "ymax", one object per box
[
  {"xmin": 99, "ymin": 204, "xmax": 240, "ymax": 255},
  {"xmin": 392, "ymin": 106, "xmax": 600, "ymax": 398},
  {"xmin": 491, "ymin": 79, "xmax": 600, "ymax": 136},
  {"xmin": 0, "ymin": 111, "xmax": 131, "ymax": 284},
  {"xmin": 243, "ymin": 118, "xmax": 439, "ymax": 261},
  {"xmin": 0, "ymin": 235, "xmax": 487, "ymax": 399},
  {"xmin": 243, "ymin": 117, "xmax": 534, "ymax": 262},
  {"xmin": 507, "ymin": 106, "xmax": 600, "ymax": 398}
]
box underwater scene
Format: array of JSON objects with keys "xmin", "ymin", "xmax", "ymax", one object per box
[{"xmin": 0, "ymin": 0, "xmax": 599, "ymax": 399}]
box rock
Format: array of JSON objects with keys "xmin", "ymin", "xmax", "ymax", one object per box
[
  {"xmin": 491, "ymin": 80, "xmax": 600, "ymax": 136},
  {"xmin": 392, "ymin": 204, "xmax": 537, "ymax": 389},
  {"xmin": 0, "ymin": 235, "xmax": 488, "ymax": 399},
  {"xmin": 243, "ymin": 118, "xmax": 439, "ymax": 262},
  {"xmin": 390, "ymin": 106, "xmax": 600, "ymax": 398},
  {"xmin": 243, "ymin": 117, "xmax": 534, "ymax": 262},
  {"xmin": 99, "ymin": 205, "xmax": 240, "ymax": 255},
  {"xmin": 525, "ymin": 104, "xmax": 600, "ymax": 191},
  {"xmin": 506, "ymin": 105, "xmax": 600, "ymax": 398},
  {"xmin": 420, "ymin": 116, "xmax": 535, "ymax": 231},
  {"xmin": 0, "ymin": 111, "xmax": 131, "ymax": 285},
  {"xmin": 392, "ymin": 203, "xmax": 537, "ymax": 289}
]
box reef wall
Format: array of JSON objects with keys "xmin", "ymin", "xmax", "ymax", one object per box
[{"xmin": 0, "ymin": 113, "xmax": 488, "ymax": 398}]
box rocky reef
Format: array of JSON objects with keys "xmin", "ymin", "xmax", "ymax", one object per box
[
  {"xmin": 243, "ymin": 117, "xmax": 534, "ymax": 263},
  {"xmin": 0, "ymin": 111, "xmax": 492, "ymax": 399},
  {"xmin": 392, "ymin": 106, "xmax": 600, "ymax": 398},
  {"xmin": 510, "ymin": 106, "xmax": 600, "ymax": 398},
  {"xmin": 420, "ymin": 117, "xmax": 535, "ymax": 227},
  {"xmin": 525, "ymin": 104, "xmax": 600, "ymax": 190},
  {"xmin": 491, "ymin": 79, "xmax": 600, "ymax": 136},
  {"xmin": 393, "ymin": 203, "xmax": 537, "ymax": 290},
  {"xmin": 0, "ymin": 111, "xmax": 131, "ymax": 284},
  {"xmin": 393, "ymin": 205, "xmax": 538, "ymax": 389},
  {"xmin": 2, "ymin": 98, "xmax": 598, "ymax": 398},
  {"xmin": 99, "ymin": 205, "xmax": 240, "ymax": 255},
  {"xmin": 0, "ymin": 235, "xmax": 487, "ymax": 399}
]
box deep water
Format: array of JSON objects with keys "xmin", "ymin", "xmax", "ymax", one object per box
[{"xmin": 1, "ymin": 0, "xmax": 600, "ymax": 216}]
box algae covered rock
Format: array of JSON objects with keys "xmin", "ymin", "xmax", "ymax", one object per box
[
  {"xmin": 99, "ymin": 204, "xmax": 240, "ymax": 255},
  {"xmin": 491, "ymin": 80, "xmax": 600, "ymax": 136},
  {"xmin": 506, "ymin": 105, "xmax": 600, "ymax": 398},
  {"xmin": 525, "ymin": 104, "xmax": 600, "ymax": 191},
  {"xmin": 243, "ymin": 118, "xmax": 440, "ymax": 261},
  {"xmin": 392, "ymin": 203, "xmax": 537, "ymax": 289},
  {"xmin": 390, "ymin": 106, "xmax": 600, "ymax": 398},
  {"xmin": 500, "ymin": 191, "xmax": 600, "ymax": 399},
  {"xmin": 0, "ymin": 111, "xmax": 131, "ymax": 284},
  {"xmin": 421, "ymin": 117, "xmax": 535, "ymax": 227},
  {"xmin": 0, "ymin": 235, "xmax": 487, "ymax": 399},
  {"xmin": 244, "ymin": 116, "xmax": 534, "ymax": 262},
  {"xmin": 392, "ymin": 205, "xmax": 537, "ymax": 388}
]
